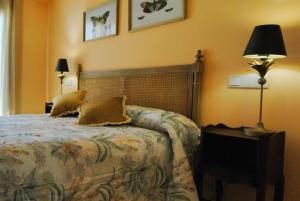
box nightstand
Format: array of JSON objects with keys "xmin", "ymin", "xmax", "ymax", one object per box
[
  {"xmin": 194, "ymin": 124, "xmax": 285, "ymax": 201},
  {"xmin": 45, "ymin": 102, "xmax": 53, "ymax": 113}
]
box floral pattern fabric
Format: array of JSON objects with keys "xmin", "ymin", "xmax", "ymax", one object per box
[{"xmin": 0, "ymin": 105, "xmax": 200, "ymax": 201}]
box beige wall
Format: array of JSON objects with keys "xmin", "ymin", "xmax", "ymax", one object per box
[
  {"xmin": 18, "ymin": 0, "xmax": 48, "ymax": 114},
  {"xmin": 44, "ymin": 0, "xmax": 300, "ymax": 200}
]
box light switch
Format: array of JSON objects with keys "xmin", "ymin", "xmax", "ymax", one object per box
[
  {"xmin": 64, "ymin": 78, "xmax": 73, "ymax": 86},
  {"xmin": 228, "ymin": 74, "xmax": 269, "ymax": 89}
]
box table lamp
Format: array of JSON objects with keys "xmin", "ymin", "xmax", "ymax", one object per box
[
  {"xmin": 56, "ymin": 58, "xmax": 69, "ymax": 94},
  {"xmin": 243, "ymin": 24, "xmax": 287, "ymax": 136}
]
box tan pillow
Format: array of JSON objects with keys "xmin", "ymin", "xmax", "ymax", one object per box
[
  {"xmin": 78, "ymin": 96, "xmax": 131, "ymax": 126},
  {"xmin": 50, "ymin": 90, "xmax": 87, "ymax": 117}
]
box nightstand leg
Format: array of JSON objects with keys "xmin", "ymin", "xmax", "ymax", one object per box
[
  {"xmin": 195, "ymin": 172, "xmax": 204, "ymax": 199},
  {"xmin": 216, "ymin": 179, "xmax": 223, "ymax": 201},
  {"xmin": 274, "ymin": 178, "xmax": 284, "ymax": 201},
  {"xmin": 256, "ymin": 184, "xmax": 267, "ymax": 201}
]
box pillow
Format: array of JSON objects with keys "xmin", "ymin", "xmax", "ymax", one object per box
[
  {"xmin": 126, "ymin": 105, "xmax": 201, "ymax": 164},
  {"xmin": 126, "ymin": 105, "xmax": 201, "ymax": 167},
  {"xmin": 126, "ymin": 105, "xmax": 200, "ymax": 138},
  {"xmin": 78, "ymin": 96, "xmax": 131, "ymax": 126},
  {"xmin": 50, "ymin": 90, "xmax": 87, "ymax": 117}
]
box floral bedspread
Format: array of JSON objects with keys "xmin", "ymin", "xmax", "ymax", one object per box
[{"xmin": 0, "ymin": 105, "xmax": 200, "ymax": 201}]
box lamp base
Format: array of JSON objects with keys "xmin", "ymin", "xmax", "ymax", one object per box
[{"xmin": 244, "ymin": 122, "xmax": 274, "ymax": 137}]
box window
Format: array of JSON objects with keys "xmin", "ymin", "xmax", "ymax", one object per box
[
  {"xmin": 0, "ymin": 12, "xmax": 4, "ymax": 115},
  {"xmin": 0, "ymin": 2, "xmax": 9, "ymax": 116}
]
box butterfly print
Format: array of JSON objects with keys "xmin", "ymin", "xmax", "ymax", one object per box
[
  {"xmin": 141, "ymin": 0, "xmax": 168, "ymax": 13},
  {"xmin": 137, "ymin": 0, "xmax": 174, "ymax": 20},
  {"xmin": 90, "ymin": 11, "xmax": 110, "ymax": 27}
]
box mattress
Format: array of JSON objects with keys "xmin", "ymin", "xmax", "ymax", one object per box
[{"xmin": 0, "ymin": 105, "xmax": 200, "ymax": 201}]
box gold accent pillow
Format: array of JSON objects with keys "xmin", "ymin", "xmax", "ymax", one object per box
[
  {"xmin": 50, "ymin": 90, "xmax": 87, "ymax": 117},
  {"xmin": 78, "ymin": 96, "xmax": 131, "ymax": 126}
]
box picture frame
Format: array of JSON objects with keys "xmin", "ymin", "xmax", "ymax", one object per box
[
  {"xmin": 129, "ymin": 0, "xmax": 186, "ymax": 32},
  {"xmin": 84, "ymin": 0, "xmax": 119, "ymax": 41}
]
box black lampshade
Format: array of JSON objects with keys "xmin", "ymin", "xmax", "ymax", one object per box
[
  {"xmin": 56, "ymin": 59, "xmax": 69, "ymax": 73},
  {"xmin": 243, "ymin": 24, "xmax": 287, "ymax": 59}
]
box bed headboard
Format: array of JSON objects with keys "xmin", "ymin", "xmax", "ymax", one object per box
[{"xmin": 78, "ymin": 50, "xmax": 204, "ymax": 125}]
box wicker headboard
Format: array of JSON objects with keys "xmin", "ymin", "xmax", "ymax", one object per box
[{"xmin": 78, "ymin": 50, "xmax": 204, "ymax": 125}]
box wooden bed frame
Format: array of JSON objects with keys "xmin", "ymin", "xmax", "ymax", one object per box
[{"xmin": 78, "ymin": 50, "xmax": 204, "ymax": 125}]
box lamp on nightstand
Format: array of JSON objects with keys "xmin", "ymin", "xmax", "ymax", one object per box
[
  {"xmin": 56, "ymin": 58, "xmax": 69, "ymax": 95},
  {"xmin": 243, "ymin": 24, "xmax": 287, "ymax": 136}
]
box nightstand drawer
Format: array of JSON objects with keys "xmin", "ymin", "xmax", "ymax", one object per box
[{"xmin": 203, "ymin": 133, "xmax": 258, "ymax": 180}]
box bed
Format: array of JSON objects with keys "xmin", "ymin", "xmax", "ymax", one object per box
[{"xmin": 0, "ymin": 50, "xmax": 204, "ymax": 201}]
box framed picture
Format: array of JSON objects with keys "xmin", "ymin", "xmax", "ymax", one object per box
[
  {"xmin": 129, "ymin": 0, "xmax": 186, "ymax": 32},
  {"xmin": 84, "ymin": 0, "xmax": 118, "ymax": 41}
]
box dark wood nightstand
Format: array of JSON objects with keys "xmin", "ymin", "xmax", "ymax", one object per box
[
  {"xmin": 194, "ymin": 124, "xmax": 285, "ymax": 201},
  {"xmin": 45, "ymin": 102, "xmax": 53, "ymax": 113}
]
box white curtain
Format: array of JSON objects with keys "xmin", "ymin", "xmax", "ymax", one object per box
[{"xmin": 0, "ymin": 0, "xmax": 11, "ymax": 116}]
